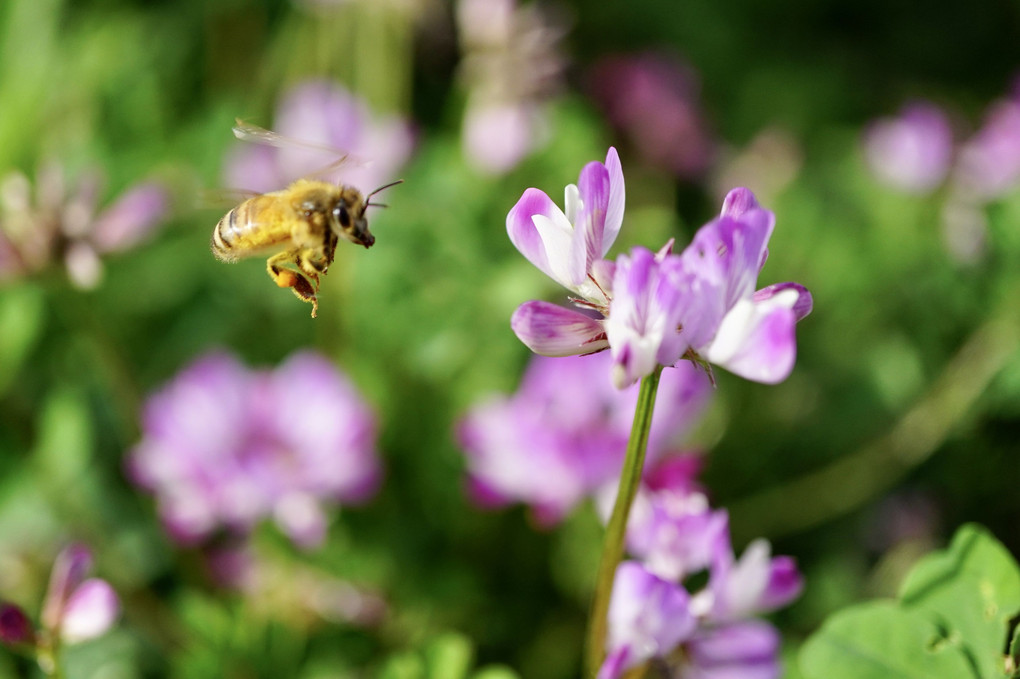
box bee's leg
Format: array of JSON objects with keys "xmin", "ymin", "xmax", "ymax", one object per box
[
  {"xmin": 296, "ymin": 248, "xmax": 330, "ymax": 291},
  {"xmin": 266, "ymin": 251, "xmax": 319, "ymax": 317}
]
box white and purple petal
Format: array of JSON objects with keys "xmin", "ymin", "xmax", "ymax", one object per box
[
  {"xmin": 702, "ymin": 290, "xmax": 799, "ymax": 384},
  {"xmin": 752, "ymin": 282, "xmax": 813, "ymax": 321},
  {"xmin": 709, "ymin": 539, "xmax": 803, "ymax": 621},
  {"xmin": 510, "ymin": 300, "xmax": 608, "ymax": 357},
  {"xmin": 606, "ymin": 247, "xmax": 686, "ymax": 388},
  {"xmin": 681, "ymin": 208, "xmax": 774, "ymax": 315},
  {"xmin": 507, "ymin": 188, "xmax": 585, "ymax": 289}
]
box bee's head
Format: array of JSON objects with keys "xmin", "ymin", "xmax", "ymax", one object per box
[{"xmin": 332, "ymin": 196, "xmax": 374, "ymax": 248}]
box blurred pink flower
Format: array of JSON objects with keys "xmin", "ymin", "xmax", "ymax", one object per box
[
  {"xmin": 457, "ymin": 351, "xmax": 712, "ymax": 525},
  {"xmin": 128, "ymin": 350, "xmax": 382, "ymax": 548},
  {"xmin": 588, "ymin": 52, "xmax": 716, "ymax": 179},
  {"xmin": 952, "ymin": 96, "xmax": 1020, "ymax": 200},
  {"xmin": 0, "ymin": 164, "xmax": 169, "ymax": 287},
  {"xmin": 863, "ymin": 101, "xmax": 954, "ymax": 194},
  {"xmin": 456, "ymin": 0, "xmax": 564, "ymax": 173},
  {"xmin": 224, "ymin": 80, "xmax": 414, "ymax": 195}
]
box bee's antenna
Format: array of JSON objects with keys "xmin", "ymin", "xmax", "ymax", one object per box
[
  {"xmin": 366, "ymin": 179, "xmax": 404, "ymax": 202},
  {"xmin": 366, "ymin": 202, "xmax": 390, "ymax": 209}
]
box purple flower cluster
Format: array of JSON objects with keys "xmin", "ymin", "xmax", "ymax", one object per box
[
  {"xmin": 507, "ymin": 148, "xmax": 812, "ymax": 388},
  {"xmin": 224, "ymin": 80, "xmax": 414, "ymax": 195},
  {"xmin": 458, "ymin": 352, "xmax": 712, "ymax": 525},
  {"xmin": 1, "ymin": 544, "xmax": 119, "ymax": 653},
  {"xmin": 128, "ymin": 351, "xmax": 381, "ymax": 549},
  {"xmin": 0, "ymin": 163, "xmax": 168, "ymax": 287},
  {"xmin": 599, "ymin": 476, "xmax": 802, "ymax": 679}
]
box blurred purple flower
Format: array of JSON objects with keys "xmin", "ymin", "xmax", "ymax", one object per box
[
  {"xmin": 623, "ymin": 482, "xmax": 729, "ymax": 583},
  {"xmin": 224, "ymin": 80, "xmax": 414, "ymax": 195},
  {"xmin": 863, "ymin": 101, "xmax": 954, "ymax": 194},
  {"xmin": 41, "ymin": 544, "xmax": 119, "ymax": 644},
  {"xmin": 456, "ymin": 0, "xmax": 565, "ymax": 173},
  {"xmin": 597, "ymin": 561, "xmax": 695, "ymax": 679},
  {"xmin": 952, "ymin": 96, "xmax": 1020, "ymax": 200},
  {"xmin": 0, "ymin": 164, "xmax": 169, "ymax": 287},
  {"xmin": 509, "ymin": 151, "xmax": 812, "ymax": 387},
  {"xmin": 680, "ymin": 621, "xmax": 782, "ymax": 679},
  {"xmin": 599, "ymin": 468, "xmax": 801, "ymax": 679},
  {"xmin": 588, "ymin": 52, "xmax": 716, "ymax": 179},
  {"xmin": 698, "ymin": 539, "xmax": 803, "ymax": 622},
  {"xmin": 128, "ymin": 350, "xmax": 382, "ymax": 548},
  {"xmin": 458, "ymin": 352, "xmax": 712, "ymax": 525}
]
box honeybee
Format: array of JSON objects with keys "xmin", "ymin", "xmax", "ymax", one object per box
[{"xmin": 211, "ymin": 121, "xmax": 401, "ymax": 317}]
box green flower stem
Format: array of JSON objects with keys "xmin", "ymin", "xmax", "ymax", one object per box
[{"xmin": 585, "ymin": 366, "xmax": 663, "ymax": 677}]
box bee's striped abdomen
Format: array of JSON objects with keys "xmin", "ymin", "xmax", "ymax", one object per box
[
  {"xmin": 211, "ymin": 195, "xmax": 292, "ymax": 262},
  {"xmin": 211, "ymin": 203, "xmax": 244, "ymax": 261}
]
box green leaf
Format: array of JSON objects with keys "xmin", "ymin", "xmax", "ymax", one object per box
[
  {"xmin": 799, "ymin": 601, "xmax": 977, "ymax": 679},
  {"xmin": 0, "ymin": 283, "xmax": 45, "ymax": 394},
  {"xmin": 378, "ymin": 653, "xmax": 425, "ymax": 679},
  {"xmin": 424, "ymin": 633, "xmax": 473, "ymax": 679},
  {"xmin": 900, "ymin": 524, "xmax": 1020, "ymax": 678},
  {"xmin": 33, "ymin": 387, "xmax": 93, "ymax": 490}
]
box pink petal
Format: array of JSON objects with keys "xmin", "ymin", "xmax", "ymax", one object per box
[
  {"xmin": 510, "ymin": 301, "xmax": 608, "ymax": 356},
  {"xmin": 704, "ymin": 295, "xmax": 798, "ymax": 384},
  {"xmin": 60, "ymin": 579, "xmax": 119, "ymax": 643},
  {"xmin": 577, "ymin": 159, "xmax": 610, "ymax": 263},
  {"xmin": 603, "ymin": 147, "xmax": 625, "ymax": 255},
  {"xmin": 92, "ymin": 183, "xmax": 169, "ymax": 252},
  {"xmin": 719, "ymin": 187, "xmax": 761, "ymax": 218}
]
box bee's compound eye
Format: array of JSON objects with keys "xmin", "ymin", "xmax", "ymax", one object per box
[{"xmin": 334, "ymin": 203, "xmax": 351, "ymax": 228}]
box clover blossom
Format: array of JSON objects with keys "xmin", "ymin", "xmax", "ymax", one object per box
[
  {"xmin": 128, "ymin": 350, "xmax": 381, "ymax": 548},
  {"xmin": 508, "ymin": 148, "xmax": 812, "ymax": 388},
  {"xmin": 224, "ymin": 79, "xmax": 414, "ymax": 195},
  {"xmin": 598, "ymin": 471, "xmax": 802, "ymax": 679},
  {"xmin": 457, "ymin": 352, "xmax": 711, "ymax": 525},
  {"xmin": 0, "ymin": 163, "xmax": 169, "ymax": 287}
]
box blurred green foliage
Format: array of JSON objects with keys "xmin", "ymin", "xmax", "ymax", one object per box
[{"xmin": 1, "ymin": 0, "xmax": 1020, "ymax": 677}]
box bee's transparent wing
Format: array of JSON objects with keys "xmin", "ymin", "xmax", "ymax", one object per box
[
  {"xmin": 197, "ymin": 187, "xmax": 263, "ymax": 210},
  {"xmin": 232, "ymin": 120, "xmax": 371, "ymax": 179}
]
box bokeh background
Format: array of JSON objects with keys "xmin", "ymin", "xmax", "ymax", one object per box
[{"xmin": 2, "ymin": 0, "xmax": 1020, "ymax": 676}]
